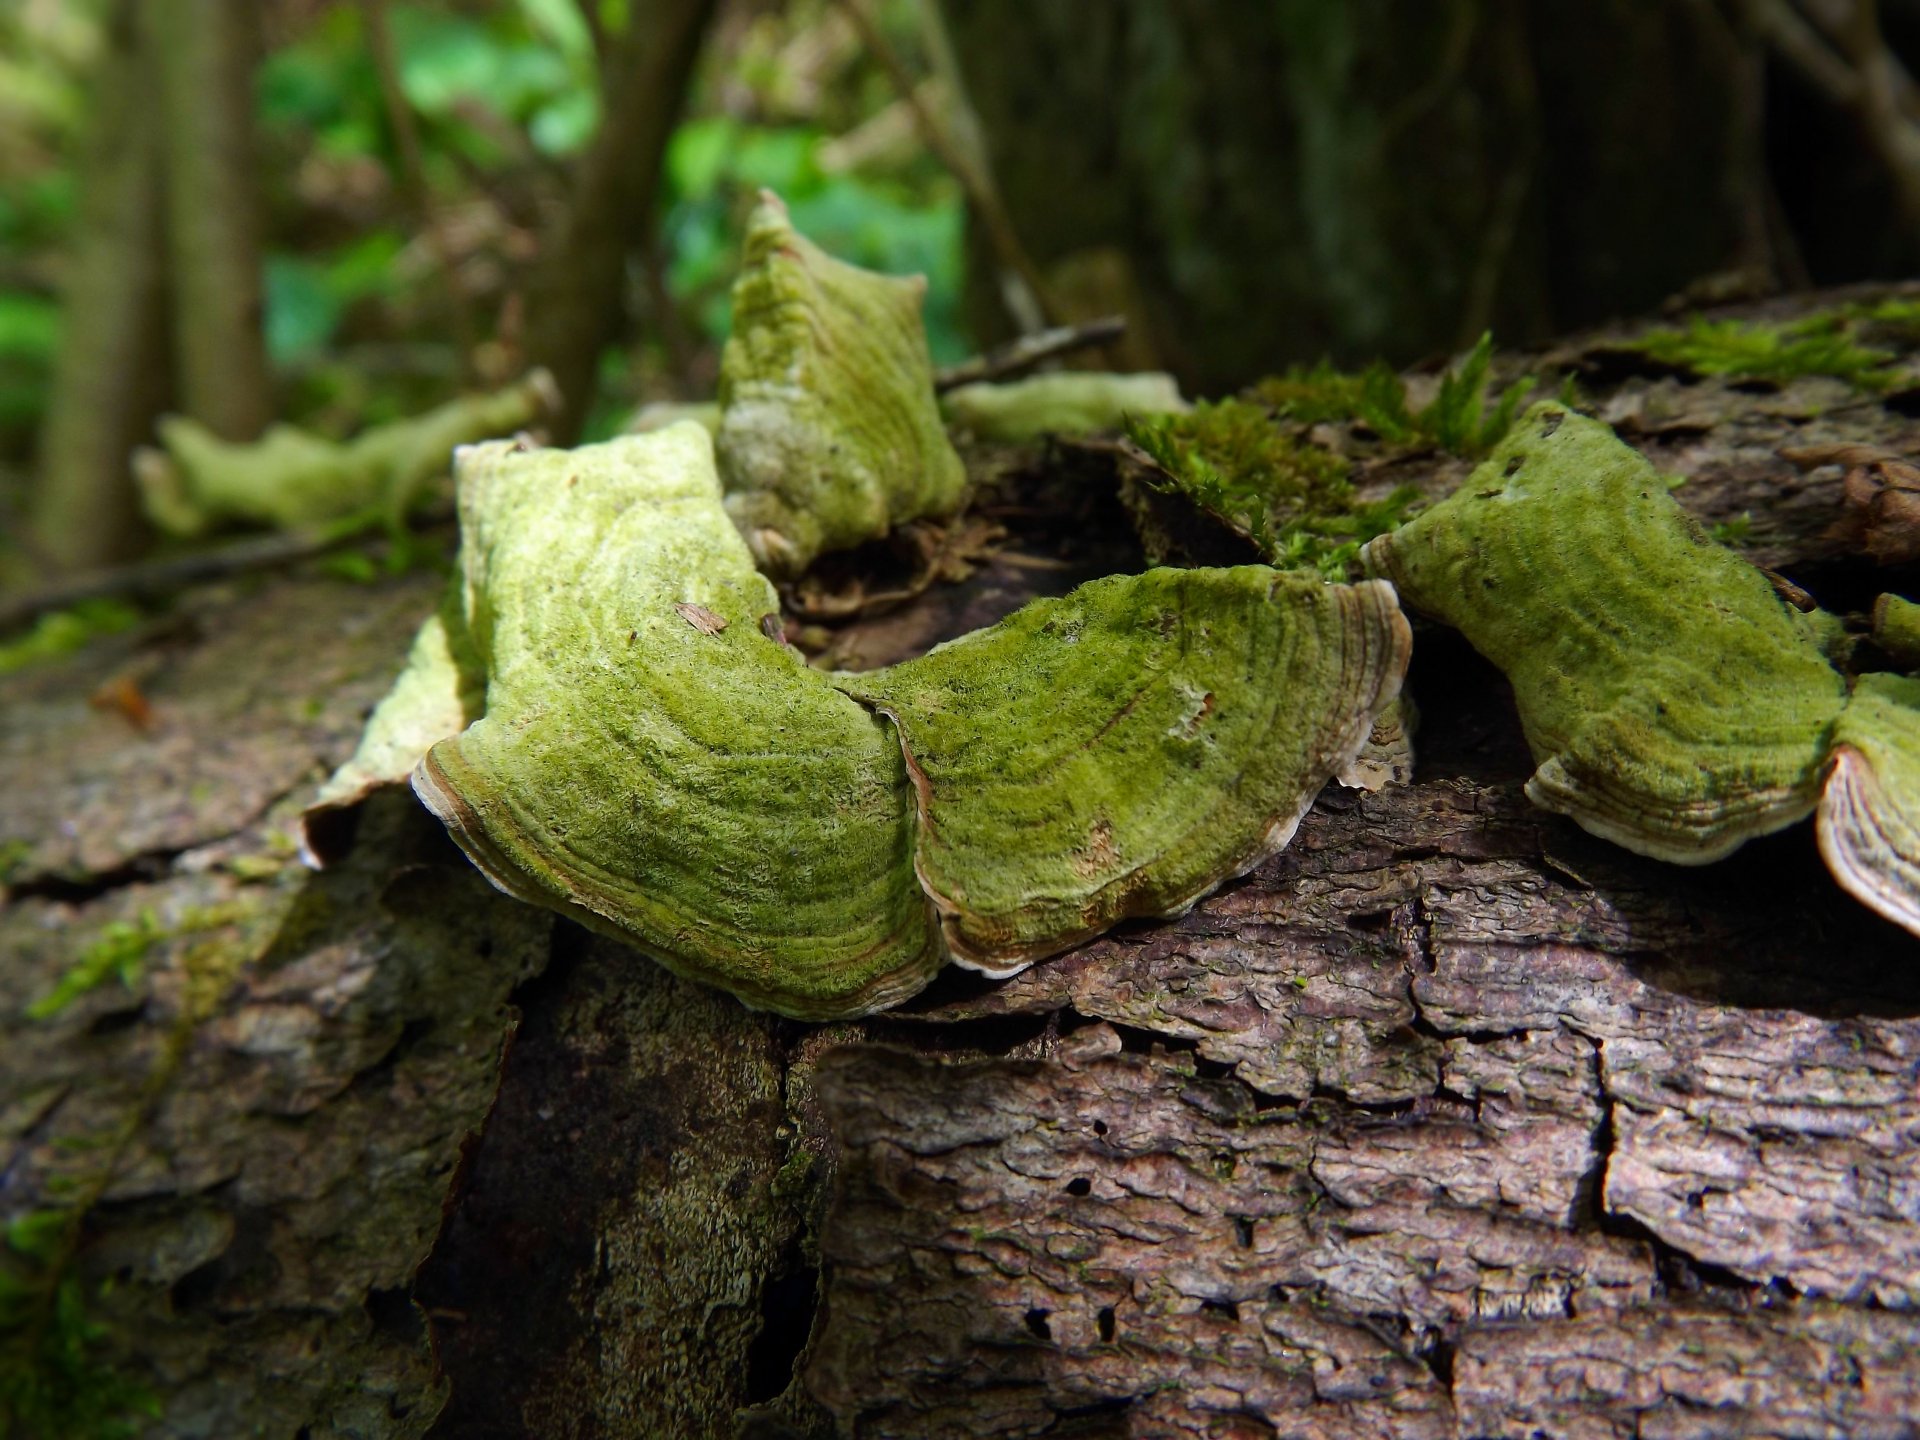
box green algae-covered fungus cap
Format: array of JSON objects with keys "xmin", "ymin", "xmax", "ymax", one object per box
[
  {"xmin": 1819, "ymin": 672, "xmax": 1920, "ymax": 939},
  {"xmin": 137, "ymin": 372, "xmax": 558, "ymax": 537},
  {"xmin": 409, "ymin": 424, "xmax": 942, "ymax": 1020},
  {"xmin": 940, "ymin": 371, "xmax": 1189, "ymax": 443},
  {"xmin": 835, "ymin": 569, "xmax": 1410, "ymax": 973},
  {"xmin": 1362, "ymin": 402, "xmax": 1847, "ymax": 864},
  {"xmin": 716, "ymin": 190, "xmax": 966, "ymax": 577}
]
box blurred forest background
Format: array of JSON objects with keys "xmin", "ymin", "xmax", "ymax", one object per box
[{"xmin": 8, "ymin": 0, "xmax": 1920, "ymax": 601}]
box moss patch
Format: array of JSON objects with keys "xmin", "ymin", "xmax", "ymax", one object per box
[
  {"xmin": 1126, "ymin": 399, "xmax": 1420, "ymax": 579},
  {"xmin": 0, "ymin": 601, "xmax": 141, "ymax": 678},
  {"xmin": 1629, "ymin": 306, "xmax": 1910, "ymax": 390},
  {"xmin": 1248, "ymin": 332, "xmax": 1530, "ymax": 458}
]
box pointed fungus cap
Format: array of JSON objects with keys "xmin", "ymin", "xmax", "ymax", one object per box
[
  {"xmin": 715, "ymin": 190, "xmax": 965, "ymax": 576},
  {"xmin": 834, "ymin": 569, "xmax": 1410, "ymax": 974},
  {"xmin": 1819, "ymin": 672, "xmax": 1920, "ymax": 939},
  {"xmin": 1872, "ymin": 593, "xmax": 1920, "ymax": 671},
  {"xmin": 407, "ymin": 424, "xmax": 942, "ymax": 1021},
  {"xmin": 1362, "ymin": 402, "xmax": 1846, "ymax": 864}
]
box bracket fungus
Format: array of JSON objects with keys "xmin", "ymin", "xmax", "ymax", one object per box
[
  {"xmin": 405, "ymin": 424, "xmax": 943, "ymax": 1020},
  {"xmin": 1363, "ymin": 402, "xmax": 1848, "ymax": 863},
  {"xmin": 1819, "ymin": 673, "xmax": 1920, "ymax": 938},
  {"xmin": 715, "ymin": 191, "xmax": 966, "ymax": 577},
  {"xmin": 135, "ymin": 371, "xmax": 559, "ymax": 536},
  {"xmin": 1872, "ymin": 593, "xmax": 1920, "ymax": 670},
  {"xmin": 938, "ymin": 371, "xmax": 1188, "ymax": 442},
  {"xmin": 834, "ymin": 570, "xmax": 1410, "ymax": 973}
]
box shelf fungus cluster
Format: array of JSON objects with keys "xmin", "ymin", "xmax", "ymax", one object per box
[
  {"xmin": 304, "ymin": 426, "xmax": 1409, "ymax": 1018},
  {"xmin": 1362, "ymin": 401, "xmax": 1920, "ymax": 938}
]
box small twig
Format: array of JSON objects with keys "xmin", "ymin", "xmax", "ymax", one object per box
[
  {"xmin": 1747, "ymin": 0, "xmax": 1920, "ymax": 227},
  {"xmin": 933, "ymin": 316, "xmax": 1127, "ymax": 391},
  {"xmin": 0, "ymin": 513, "xmax": 449, "ymax": 634},
  {"xmin": 829, "ymin": 0, "xmax": 1057, "ymax": 330}
]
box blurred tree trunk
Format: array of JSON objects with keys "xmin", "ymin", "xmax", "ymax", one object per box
[
  {"xmin": 523, "ymin": 0, "xmax": 719, "ymax": 442},
  {"xmin": 30, "ymin": 0, "xmax": 171, "ymax": 573},
  {"xmin": 151, "ymin": 0, "xmax": 271, "ymax": 442},
  {"xmin": 940, "ymin": 0, "xmax": 1791, "ymax": 393}
]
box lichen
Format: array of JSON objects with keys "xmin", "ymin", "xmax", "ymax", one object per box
[
  {"xmin": 716, "ymin": 191, "xmax": 965, "ymax": 577},
  {"xmin": 1363, "ymin": 402, "xmax": 1848, "ymax": 863}
]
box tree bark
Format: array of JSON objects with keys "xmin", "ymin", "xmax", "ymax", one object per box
[
  {"xmin": 30, "ymin": 0, "xmax": 171, "ymax": 573},
  {"xmin": 151, "ymin": 0, "xmax": 271, "ymax": 443},
  {"xmin": 522, "ymin": 0, "xmax": 719, "ymax": 442},
  {"xmin": 3, "ymin": 288, "xmax": 1919, "ymax": 1438}
]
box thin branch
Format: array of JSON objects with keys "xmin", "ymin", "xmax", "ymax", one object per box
[
  {"xmin": 1747, "ymin": 0, "xmax": 1920, "ymax": 228},
  {"xmin": 0, "ymin": 514, "xmax": 449, "ymax": 635},
  {"xmin": 1746, "ymin": 0, "xmax": 1860, "ymax": 105},
  {"xmin": 933, "ymin": 316, "xmax": 1127, "ymax": 391}
]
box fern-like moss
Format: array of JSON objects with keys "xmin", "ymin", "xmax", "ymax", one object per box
[
  {"xmin": 1248, "ymin": 332, "xmax": 1529, "ymax": 458},
  {"xmin": 1633, "ymin": 312, "xmax": 1897, "ymax": 390}
]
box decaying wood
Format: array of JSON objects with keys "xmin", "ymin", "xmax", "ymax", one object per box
[{"xmin": 3, "ymin": 288, "xmax": 1919, "ymax": 1438}]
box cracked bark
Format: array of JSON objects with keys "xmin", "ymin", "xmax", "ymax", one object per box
[{"xmin": 3, "ymin": 287, "xmax": 1919, "ymax": 1438}]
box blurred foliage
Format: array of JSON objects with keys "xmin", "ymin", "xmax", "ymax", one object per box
[
  {"xmin": 0, "ymin": 0, "xmax": 970, "ymax": 486},
  {"xmin": 0, "ymin": 598, "xmax": 139, "ymax": 676}
]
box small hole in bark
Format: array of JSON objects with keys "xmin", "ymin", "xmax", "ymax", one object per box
[
  {"xmin": 87, "ymin": 1003, "xmax": 148, "ymax": 1036},
  {"xmin": 366, "ymin": 1285, "xmax": 424, "ymax": 1344},
  {"xmin": 1096, "ymin": 1306, "xmax": 1117, "ymax": 1342},
  {"xmin": 1199, "ymin": 1298, "xmax": 1240, "ymax": 1322},
  {"xmin": 1091, "ymin": 1119, "xmax": 1108, "ymax": 1136},
  {"xmin": 1025, "ymin": 1307, "xmax": 1053, "ymax": 1342},
  {"xmin": 1064, "ymin": 1176, "xmax": 1092, "ymax": 1197},
  {"xmin": 1346, "ymin": 908, "xmax": 1394, "ymax": 933},
  {"xmin": 1232, "ymin": 1216, "xmax": 1255, "ymax": 1248}
]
